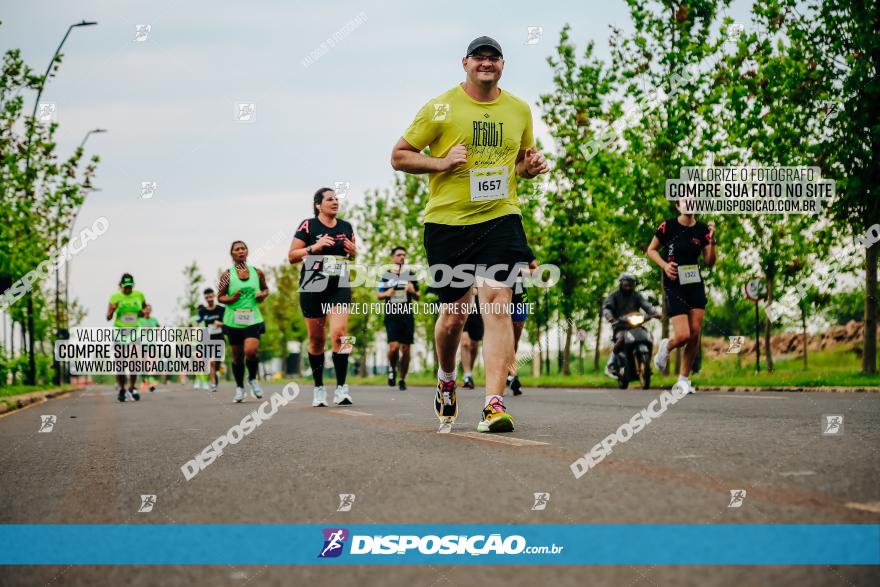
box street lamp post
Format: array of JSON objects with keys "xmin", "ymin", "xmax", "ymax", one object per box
[
  {"xmin": 54, "ymin": 128, "xmax": 106, "ymax": 385},
  {"xmin": 22, "ymin": 20, "xmax": 97, "ymax": 386}
]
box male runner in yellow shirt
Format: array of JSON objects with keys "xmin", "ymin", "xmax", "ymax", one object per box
[{"xmin": 391, "ymin": 36, "xmax": 549, "ymax": 433}]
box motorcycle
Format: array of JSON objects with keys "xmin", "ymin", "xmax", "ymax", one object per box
[{"xmin": 611, "ymin": 312, "xmax": 655, "ymax": 390}]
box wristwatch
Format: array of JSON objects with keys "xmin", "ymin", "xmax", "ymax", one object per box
[{"xmin": 306, "ymin": 245, "xmax": 313, "ymax": 255}]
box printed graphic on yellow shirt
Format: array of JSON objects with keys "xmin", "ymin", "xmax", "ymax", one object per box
[{"xmin": 403, "ymin": 85, "xmax": 535, "ymax": 226}]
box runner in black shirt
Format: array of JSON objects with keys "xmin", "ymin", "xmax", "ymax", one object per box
[
  {"xmin": 289, "ymin": 187, "xmax": 356, "ymax": 407},
  {"xmin": 647, "ymin": 200, "xmax": 716, "ymax": 394},
  {"xmin": 377, "ymin": 246, "xmax": 420, "ymax": 390},
  {"xmin": 197, "ymin": 288, "xmax": 225, "ymax": 392}
]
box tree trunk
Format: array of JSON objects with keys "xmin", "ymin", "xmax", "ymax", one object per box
[
  {"xmin": 593, "ymin": 302, "xmax": 602, "ymax": 372},
  {"xmin": 556, "ymin": 316, "xmax": 563, "ymax": 374},
  {"xmin": 26, "ymin": 296, "xmax": 36, "ymax": 384},
  {"xmin": 579, "ymin": 339, "xmax": 584, "ymax": 375},
  {"xmin": 562, "ymin": 322, "xmax": 572, "ymax": 376},
  {"xmin": 764, "ymin": 271, "xmax": 775, "ymax": 373},
  {"xmin": 863, "ymin": 241, "xmax": 878, "ymax": 374},
  {"xmin": 660, "ymin": 280, "xmax": 669, "ymax": 375},
  {"xmin": 801, "ymin": 303, "xmax": 808, "ymax": 370}
]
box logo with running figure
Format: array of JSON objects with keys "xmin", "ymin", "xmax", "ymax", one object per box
[
  {"xmin": 337, "ymin": 493, "xmax": 356, "ymax": 511},
  {"xmin": 525, "ymin": 26, "xmax": 543, "ymax": 45},
  {"xmin": 299, "ymin": 259, "xmax": 329, "ymax": 293},
  {"xmin": 728, "ymin": 489, "xmax": 747, "ymax": 508},
  {"xmin": 318, "ymin": 528, "xmax": 349, "ymax": 558},
  {"xmin": 531, "ymin": 492, "xmax": 550, "ymax": 511},
  {"xmin": 338, "ymin": 337, "xmax": 355, "ymax": 355},
  {"xmin": 134, "ymin": 24, "xmax": 151, "ymax": 42},
  {"xmin": 140, "ymin": 181, "xmax": 157, "ymax": 199},
  {"xmin": 726, "ymin": 336, "xmax": 745, "ymax": 354},
  {"xmin": 822, "ymin": 414, "xmax": 844, "ymax": 435},
  {"xmin": 38, "ymin": 415, "xmax": 57, "ymax": 433},
  {"xmin": 432, "ymin": 103, "xmax": 450, "ymax": 122},
  {"xmin": 138, "ymin": 494, "xmax": 157, "ymax": 513}
]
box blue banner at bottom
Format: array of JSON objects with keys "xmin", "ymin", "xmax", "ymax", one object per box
[{"xmin": 1, "ymin": 524, "xmax": 877, "ymax": 565}]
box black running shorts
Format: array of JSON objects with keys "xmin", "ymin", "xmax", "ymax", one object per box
[
  {"xmin": 384, "ymin": 315, "xmax": 415, "ymax": 345},
  {"xmin": 299, "ymin": 286, "xmax": 352, "ymax": 319},
  {"xmin": 223, "ymin": 322, "xmax": 266, "ymax": 345},
  {"xmin": 463, "ymin": 311, "xmax": 484, "ymax": 342},
  {"xmin": 664, "ymin": 283, "xmax": 707, "ymax": 317},
  {"xmin": 423, "ymin": 214, "xmax": 534, "ymax": 304}
]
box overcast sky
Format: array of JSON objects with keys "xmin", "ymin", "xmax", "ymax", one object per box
[{"xmin": 2, "ymin": 0, "xmax": 753, "ymax": 326}]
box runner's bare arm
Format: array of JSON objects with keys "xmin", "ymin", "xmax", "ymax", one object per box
[
  {"xmin": 515, "ymin": 147, "xmax": 549, "ymax": 179},
  {"xmin": 217, "ymin": 271, "xmax": 239, "ymax": 304},
  {"xmin": 106, "ymin": 303, "xmax": 116, "ymax": 321},
  {"xmin": 342, "ymin": 235, "xmax": 357, "ymax": 259},
  {"xmin": 255, "ymin": 268, "xmax": 269, "ymax": 302},
  {"xmin": 703, "ymin": 221, "xmax": 717, "ymax": 266},
  {"xmin": 391, "ymin": 138, "xmax": 466, "ymax": 174},
  {"xmin": 647, "ymin": 237, "xmax": 677, "ymax": 279},
  {"xmin": 288, "ymin": 237, "xmax": 308, "ymax": 264}
]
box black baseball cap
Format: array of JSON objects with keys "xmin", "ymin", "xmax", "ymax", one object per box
[{"xmin": 466, "ymin": 36, "xmax": 503, "ymax": 57}]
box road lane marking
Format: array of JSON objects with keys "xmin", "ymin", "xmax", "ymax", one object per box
[
  {"xmin": 779, "ymin": 471, "xmax": 816, "ymax": 477},
  {"xmin": 715, "ymin": 395, "xmax": 787, "ymax": 399},
  {"xmin": 845, "ymin": 501, "xmax": 880, "ymax": 514},
  {"xmin": 672, "ymin": 454, "xmax": 702, "ymax": 459},
  {"xmin": 335, "ymin": 410, "xmax": 373, "ymax": 417},
  {"xmin": 449, "ymin": 431, "xmax": 549, "ymax": 446}
]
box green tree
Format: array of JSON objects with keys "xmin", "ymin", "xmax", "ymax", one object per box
[
  {"xmin": 178, "ymin": 261, "xmax": 203, "ymax": 325},
  {"xmin": 539, "ymin": 30, "xmax": 629, "ymax": 374},
  {"xmin": 786, "ymin": 0, "xmax": 880, "ymax": 374},
  {"xmin": 1, "ymin": 42, "xmax": 98, "ymax": 384},
  {"xmin": 608, "ymin": 0, "xmax": 729, "ymax": 371}
]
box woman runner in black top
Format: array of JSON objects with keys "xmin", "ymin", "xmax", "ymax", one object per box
[
  {"xmin": 646, "ymin": 199, "xmax": 716, "ymax": 393},
  {"xmin": 289, "ymin": 187, "xmax": 357, "ymax": 408}
]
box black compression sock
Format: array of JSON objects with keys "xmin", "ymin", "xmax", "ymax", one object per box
[
  {"xmin": 232, "ymin": 362, "xmax": 245, "ymax": 387},
  {"xmin": 246, "ymin": 357, "xmax": 259, "ymax": 381},
  {"xmin": 308, "ymin": 353, "xmax": 324, "ymax": 387},
  {"xmin": 332, "ymin": 352, "xmax": 349, "ymax": 385}
]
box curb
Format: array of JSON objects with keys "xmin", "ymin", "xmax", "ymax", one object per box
[
  {"xmin": 698, "ymin": 386, "xmax": 880, "ymax": 393},
  {"xmin": 0, "ymin": 387, "xmax": 78, "ymax": 415},
  {"xmin": 348, "ymin": 381, "xmax": 880, "ymax": 393}
]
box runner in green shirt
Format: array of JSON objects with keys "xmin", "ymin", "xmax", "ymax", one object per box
[
  {"xmin": 106, "ymin": 273, "xmax": 147, "ymax": 402},
  {"xmin": 217, "ymin": 241, "xmax": 270, "ymax": 403}
]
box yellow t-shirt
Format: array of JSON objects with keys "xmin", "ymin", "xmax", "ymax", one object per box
[{"xmin": 403, "ymin": 84, "xmax": 534, "ymax": 225}]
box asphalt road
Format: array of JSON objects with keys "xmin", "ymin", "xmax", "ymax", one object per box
[{"xmin": 1, "ymin": 382, "xmax": 878, "ymax": 586}]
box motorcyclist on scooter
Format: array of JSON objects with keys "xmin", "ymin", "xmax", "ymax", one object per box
[{"xmin": 603, "ymin": 273, "xmax": 661, "ymax": 378}]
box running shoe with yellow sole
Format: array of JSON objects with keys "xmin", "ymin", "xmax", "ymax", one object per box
[
  {"xmin": 434, "ymin": 379, "xmax": 458, "ymax": 426},
  {"xmin": 477, "ymin": 397, "xmax": 514, "ymax": 433}
]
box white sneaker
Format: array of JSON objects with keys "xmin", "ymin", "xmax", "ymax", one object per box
[
  {"xmin": 653, "ymin": 339, "xmax": 670, "ymax": 371},
  {"xmin": 248, "ymin": 379, "xmax": 263, "ymax": 399},
  {"xmin": 312, "ymin": 386, "xmax": 327, "ymax": 407},
  {"xmin": 604, "ymin": 360, "xmax": 617, "ymax": 380},
  {"xmin": 686, "ymin": 380, "xmax": 696, "ymax": 394},
  {"xmin": 210, "ymin": 383, "xmax": 218, "ymax": 393},
  {"xmin": 193, "ymin": 380, "xmax": 201, "ymax": 389},
  {"xmin": 671, "ymin": 380, "xmax": 696, "ymax": 396},
  {"xmin": 233, "ymin": 387, "xmax": 245, "ymax": 402},
  {"xmin": 334, "ymin": 384, "xmax": 353, "ymax": 406}
]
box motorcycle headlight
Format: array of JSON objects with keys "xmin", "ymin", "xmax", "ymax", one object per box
[{"xmin": 626, "ymin": 315, "xmax": 645, "ymax": 326}]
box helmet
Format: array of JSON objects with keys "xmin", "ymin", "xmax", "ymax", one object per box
[{"xmin": 618, "ymin": 272, "xmax": 637, "ymax": 287}]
